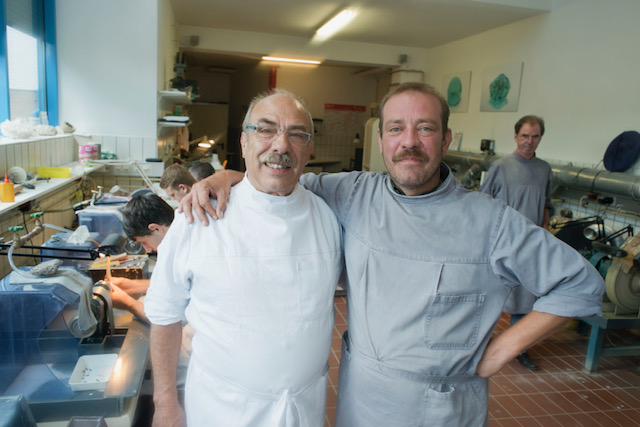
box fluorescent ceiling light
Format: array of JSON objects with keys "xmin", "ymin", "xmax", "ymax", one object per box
[
  {"xmin": 262, "ymin": 56, "xmax": 321, "ymax": 65},
  {"xmin": 312, "ymin": 8, "xmax": 358, "ymax": 42},
  {"xmin": 198, "ymin": 141, "xmax": 212, "ymax": 148}
]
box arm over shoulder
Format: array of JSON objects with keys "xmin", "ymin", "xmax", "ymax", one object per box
[{"xmin": 299, "ymin": 171, "xmax": 364, "ymax": 218}]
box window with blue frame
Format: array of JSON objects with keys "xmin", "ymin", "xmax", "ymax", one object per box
[{"xmin": 0, "ymin": 0, "xmax": 58, "ymax": 126}]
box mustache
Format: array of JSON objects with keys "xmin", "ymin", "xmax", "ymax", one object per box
[
  {"xmin": 392, "ymin": 149, "xmax": 429, "ymax": 162},
  {"xmin": 260, "ymin": 152, "xmax": 296, "ymax": 167}
]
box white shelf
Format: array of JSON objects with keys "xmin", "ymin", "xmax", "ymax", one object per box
[
  {"xmin": 158, "ymin": 90, "xmax": 191, "ymax": 103},
  {"xmin": 158, "ymin": 90, "xmax": 192, "ymax": 112},
  {"xmin": 158, "ymin": 120, "xmax": 190, "ymax": 128}
]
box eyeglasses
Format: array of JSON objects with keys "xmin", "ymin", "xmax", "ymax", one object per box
[
  {"xmin": 517, "ymin": 134, "xmax": 541, "ymax": 142},
  {"xmin": 245, "ymin": 125, "xmax": 312, "ymax": 146}
]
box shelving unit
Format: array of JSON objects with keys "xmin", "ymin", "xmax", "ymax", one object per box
[
  {"xmin": 157, "ymin": 91, "xmax": 191, "ymax": 128},
  {"xmin": 158, "ymin": 90, "xmax": 192, "ymax": 112},
  {"xmin": 156, "ymin": 91, "xmax": 192, "ymax": 161}
]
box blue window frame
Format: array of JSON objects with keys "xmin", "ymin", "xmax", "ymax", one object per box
[{"xmin": 0, "ymin": 0, "xmax": 58, "ymax": 125}]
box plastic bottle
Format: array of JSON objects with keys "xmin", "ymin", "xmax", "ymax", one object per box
[{"xmin": 0, "ymin": 171, "xmax": 16, "ymax": 203}]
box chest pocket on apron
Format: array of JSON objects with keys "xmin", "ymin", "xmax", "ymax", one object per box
[
  {"xmin": 296, "ymin": 256, "xmax": 337, "ymax": 319},
  {"xmin": 423, "ymin": 294, "xmax": 485, "ymax": 350}
]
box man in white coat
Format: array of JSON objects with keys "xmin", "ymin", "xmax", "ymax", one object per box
[{"xmin": 144, "ymin": 89, "xmax": 343, "ymax": 426}]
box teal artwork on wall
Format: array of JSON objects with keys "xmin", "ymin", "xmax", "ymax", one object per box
[
  {"xmin": 447, "ymin": 77, "xmax": 462, "ymax": 106},
  {"xmin": 442, "ymin": 71, "xmax": 471, "ymax": 113},
  {"xmin": 489, "ymin": 73, "xmax": 510, "ymax": 109},
  {"xmin": 480, "ymin": 62, "xmax": 523, "ymax": 112}
]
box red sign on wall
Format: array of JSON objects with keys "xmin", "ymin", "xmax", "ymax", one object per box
[{"xmin": 324, "ymin": 104, "xmax": 366, "ymax": 112}]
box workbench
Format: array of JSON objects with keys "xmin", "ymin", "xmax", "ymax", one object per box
[{"xmin": 580, "ymin": 313, "xmax": 640, "ymax": 372}]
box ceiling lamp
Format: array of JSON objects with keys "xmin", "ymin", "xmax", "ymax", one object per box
[
  {"xmin": 262, "ymin": 56, "xmax": 321, "ymax": 65},
  {"xmin": 312, "ymin": 8, "xmax": 359, "ymax": 43}
]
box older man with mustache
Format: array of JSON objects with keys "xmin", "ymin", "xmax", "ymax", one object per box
[
  {"xmin": 144, "ymin": 89, "xmax": 342, "ymax": 427},
  {"xmin": 182, "ymin": 83, "xmax": 604, "ymax": 426}
]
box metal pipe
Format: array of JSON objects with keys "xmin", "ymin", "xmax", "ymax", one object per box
[
  {"xmin": 44, "ymin": 223, "xmax": 74, "ymax": 233},
  {"xmin": 444, "ymin": 150, "xmax": 496, "ymax": 170},
  {"xmin": 20, "ymin": 224, "xmax": 44, "ymax": 244},
  {"xmin": 444, "ymin": 149, "xmax": 640, "ymax": 202},
  {"xmin": 552, "ymin": 165, "xmax": 640, "ymax": 201}
]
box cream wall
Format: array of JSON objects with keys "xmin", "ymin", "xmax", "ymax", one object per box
[
  {"xmin": 54, "ymin": 0, "xmax": 178, "ymax": 168},
  {"xmin": 56, "ymin": 0, "xmax": 159, "ymax": 138},
  {"xmin": 427, "ymin": 0, "xmax": 640, "ymax": 166},
  {"xmin": 159, "ymin": 0, "xmax": 178, "ymax": 94},
  {"xmin": 275, "ymin": 65, "xmax": 379, "ymax": 119}
]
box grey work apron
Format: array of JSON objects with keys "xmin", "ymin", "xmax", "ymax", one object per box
[{"xmin": 335, "ymin": 332, "xmax": 489, "ymax": 427}]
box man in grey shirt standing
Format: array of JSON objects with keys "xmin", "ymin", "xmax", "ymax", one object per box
[{"xmin": 479, "ymin": 115, "xmax": 552, "ymax": 371}]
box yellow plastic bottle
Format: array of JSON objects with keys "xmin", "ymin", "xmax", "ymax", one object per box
[{"xmin": 0, "ymin": 171, "xmax": 15, "ymax": 203}]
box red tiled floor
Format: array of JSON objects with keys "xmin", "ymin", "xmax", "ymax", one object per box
[
  {"xmin": 528, "ymin": 394, "xmax": 566, "ymax": 416},
  {"xmin": 568, "ymin": 412, "xmax": 600, "ymax": 425},
  {"xmin": 533, "ymin": 413, "xmax": 581, "ymax": 427},
  {"xmin": 325, "ymin": 296, "xmax": 640, "ymax": 426},
  {"xmin": 494, "ymin": 418, "xmax": 524, "ymax": 427}
]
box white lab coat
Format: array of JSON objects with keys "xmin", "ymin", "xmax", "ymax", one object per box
[{"xmin": 145, "ymin": 177, "xmax": 342, "ymax": 426}]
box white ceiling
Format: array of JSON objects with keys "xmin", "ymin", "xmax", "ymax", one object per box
[{"xmin": 170, "ymin": 0, "xmax": 553, "ymax": 49}]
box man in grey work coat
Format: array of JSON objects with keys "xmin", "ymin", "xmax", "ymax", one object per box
[
  {"xmin": 182, "ymin": 83, "xmax": 605, "ymax": 426},
  {"xmin": 479, "ymin": 115, "xmax": 553, "ymax": 371}
]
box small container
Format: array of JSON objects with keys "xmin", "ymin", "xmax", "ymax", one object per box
[
  {"xmin": 0, "ymin": 171, "xmax": 15, "ymax": 203},
  {"xmin": 69, "ymin": 353, "xmax": 119, "ymax": 391},
  {"xmin": 68, "ymin": 416, "xmax": 108, "ymax": 427},
  {"xmin": 79, "ymin": 144, "xmax": 101, "ymax": 163}
]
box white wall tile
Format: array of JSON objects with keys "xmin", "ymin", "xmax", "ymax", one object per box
[
  {"xmin": 13, "ymin": 145, "xmax": 22, "ymax": 171},
  {"xmin": 143, "ymin": 137, "xmax": 157, "ymax": 160},
  {"xmin": 101, "ymin": 136, "xmax": 117, "ymax": 156},
  {"xmin": 4, "ymin": 146, "xmax": 15, "ymax": 172},
  {"xmin": 0, "ymin": 146, "xmax": 6, "ymax": 174},
  {"xmin": 28, "ymin": 142, "xmax": 37, "ymax": 173},
  {"xmin": 67, "ymin": 136, "xmax": 77, "ymax": 163},
  {"xmin": 36, "ymin": 141, "xmax": 51, "ymax": 169},
  {"xmin": 55, "ymin": 139, "xmax": 63, "ymax": 165},
  {"xmin": 63, "ymin": 137, "xmax": 72, "ymax": 164},
  {"xmin": 46, "ymin": 140, "xmax": 53, "ymax": 166},
  {"xmin": 21, "ymin": 144, "xmax": 29, "ymax": 170},
  {"xmin": 116, "ymin": 136, "xmax": 131, "ymax": 161},
  {"xmin": 129, "ymin": 136, "xmax": 143, "ymax": 161}
]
